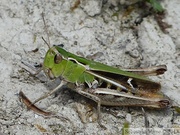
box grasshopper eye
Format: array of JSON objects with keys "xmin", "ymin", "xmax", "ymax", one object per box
[{"xmin": 54, "ymin": 54, "xmax": 62, "ymax": 64}]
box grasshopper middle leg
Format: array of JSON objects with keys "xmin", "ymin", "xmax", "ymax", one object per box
[{"xmin": 74, "ymin": 87, "xmax": 106, "ymax": 129}]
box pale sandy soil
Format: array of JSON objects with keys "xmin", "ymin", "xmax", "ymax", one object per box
[{"xmin": 0, "ymin": 0, "xmax": 179, "ymax": 134}]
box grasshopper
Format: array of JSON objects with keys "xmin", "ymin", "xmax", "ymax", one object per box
[
  {"xmin": 22, "ymin": 44, "xmax": 170, "ymax": 126},
  {"xmin": 20, "ymin": 15, "xmax": 171, "ymax": 128}
]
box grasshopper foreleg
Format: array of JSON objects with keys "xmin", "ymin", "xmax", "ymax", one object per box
[
  {"xmin": 32, "ymin": 80, "xmax": 67, "ymax": 105},
  {"xmin": 21, "ymin": 60, "xmax": 42, "ymax": 76}
]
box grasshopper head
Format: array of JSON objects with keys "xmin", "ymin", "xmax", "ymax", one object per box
[{"xmin": 43, "ymin": 46, "xmax": 65, "ymax": 79}]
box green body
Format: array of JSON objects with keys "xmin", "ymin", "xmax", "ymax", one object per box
[{"xmin": 43, "ymin": 46, "xmax": 161, "ymax": 93}]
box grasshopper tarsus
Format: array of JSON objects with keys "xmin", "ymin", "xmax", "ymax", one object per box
[{"xmin": 98, "ymin": 122, "xmax": 107, "ymax": 130}]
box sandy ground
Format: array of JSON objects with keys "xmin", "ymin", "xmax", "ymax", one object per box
[{"xmin": 0, "ymin": 0, "xmax": 180, "ymax": 134}]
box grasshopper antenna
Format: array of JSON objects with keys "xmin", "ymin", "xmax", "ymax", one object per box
[
  {"xmin": 42, "ymin": 37, "xmax": 50, "ymax": 48},
  {"xmin": 41, "ymin": 12, "xmax": 51, "ymax": 49}
]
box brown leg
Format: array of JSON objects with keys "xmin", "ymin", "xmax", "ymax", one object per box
[
  {"xmin": 74, "ymin": 87, "xmax": 106, "ymax": 129},
  {"xmin": 32, "ymin": 80, "xmax": 67, "ymax": 105}
]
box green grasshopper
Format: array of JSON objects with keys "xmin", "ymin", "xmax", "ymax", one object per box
[
  {"xmin": 22, "ymin": 44, "xmax": 170, "ymax": 126},
  {"xmin": 20, "ymin": 15, "xmax": 171, "ymax": 128}
]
